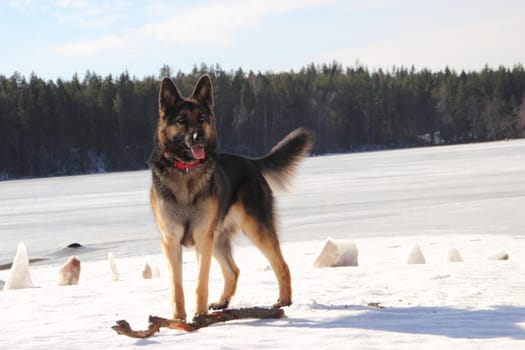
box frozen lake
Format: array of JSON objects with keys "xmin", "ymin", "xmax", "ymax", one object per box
[
  {"xmin": 2, "ymin": 139, "xmax": 525, "ymax": 350},
  {"xmin": 1, "ymin": 139, "xmax": 524, "ymax": 266}
]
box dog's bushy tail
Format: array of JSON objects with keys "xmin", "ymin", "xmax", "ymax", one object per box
[{"xmin": 257, "ymin": 128, "xmax": 315, "ymax": 191}]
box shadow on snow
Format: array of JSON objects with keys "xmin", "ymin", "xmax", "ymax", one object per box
[{"xmin": 242, "ymin": 304, "xmax": 525, "ymax": 340}]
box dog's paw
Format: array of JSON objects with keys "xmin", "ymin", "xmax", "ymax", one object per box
[
  {"xmin": 171, "ymin": 311, "xmax": 187, "ymax": 322},
  {"xmin": 208, "ymin": 300, "xmax": 229, "ymax": 310},
  {"xmin": 272, "ymin": 299, "xmax": 292, "ymax": 309},
  {"xmin": 192, "ymin": 313, "xmax": 209, "ymax": 324}
]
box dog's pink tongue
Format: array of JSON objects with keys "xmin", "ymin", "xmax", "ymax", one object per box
[{"xmin": 191, "ymin": 145, "xmax": 206, "ymax": 160}]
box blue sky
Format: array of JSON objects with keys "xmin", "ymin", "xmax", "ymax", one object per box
[{"xmin": 1, "ymin": 0, "xmax": 524, "ymax": 80}]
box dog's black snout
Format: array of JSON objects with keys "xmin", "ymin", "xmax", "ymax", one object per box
[{"xmin": 193, "ymin": 130, "xmax": 205, "ymax": 143}]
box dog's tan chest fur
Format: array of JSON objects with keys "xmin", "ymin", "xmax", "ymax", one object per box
[{"xmin": 151, "ymin": 184, "xmax": 219, "ymax": 248}]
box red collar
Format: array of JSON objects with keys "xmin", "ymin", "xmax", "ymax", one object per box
[{"xmin": 163, "ymin": 152, "xmax": 205, "ymax": 172}]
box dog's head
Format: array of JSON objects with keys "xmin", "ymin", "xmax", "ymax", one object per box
[{"xmin": 156, "ymin": 74, "xmax": 217, "ymax": 162}]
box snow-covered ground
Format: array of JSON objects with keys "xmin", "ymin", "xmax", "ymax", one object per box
[{"xmin": 1, "ymin": 139, "xmax": 525, "ymax": 349}]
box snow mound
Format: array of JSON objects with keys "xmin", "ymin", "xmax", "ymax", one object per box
[
  {"xmin": 445, "ymin": 248, "xmax": 463, "ymax": 263},
  {"xmin": 487, "ymin": 251, "xmax": 509, "ymax": 261},
  {"xmin": 313, "ymin": 238, "xmax": 358, "ymax": 267},
  {"xmin": 405, "ymin": 243, "xmax": 426, "ymax": 264},
  {"xmin": 108, "ymin": 252, "xmax": 119, "ymax": 281},
  {"xmin": 57, "ymin": 256, "xmax": 81, "ymax": 286},
  {"xmin": 142, "ymin": 261, "xmax": 160, "ymax": 279},
  {"xmin": 4, "ymin": 243, "xmax": 33, "ymax": 290}
]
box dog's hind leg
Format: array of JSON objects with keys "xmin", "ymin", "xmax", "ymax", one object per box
[
  {"xmin": 241, "ymin": 214, "xmax": 292, "ymax": 308},
  {"xmin": 210, "ymin": 231, "xmax": 240, "ymax": 310}
]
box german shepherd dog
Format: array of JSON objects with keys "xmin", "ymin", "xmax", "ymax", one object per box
[{"xmin": 149, "ymin": 74, "xmax": 314, "ymax": 321}]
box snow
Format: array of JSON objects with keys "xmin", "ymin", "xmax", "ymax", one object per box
[
  {"xmin": 487, "ymin": 251, "xmax": 510, "ymax": 261},
  {"xmin": 313, "ymin": 238, "xmax": 358, "ymax": 267},
  {"xmin": 108, "ymin": 252, "xmax": 120, "ymax": 282},
  {"xmin": 142, "ymin": 261, "xmax": 160, "ymax": 279},
  {"xmin": 56, "ymin": 256, "xmax": 81, "ymax": 286},
  {"xmin": 4, "ymin": 243, "xmax": 33, "ymax": 290},
  {"xmin": 446, "ymin": 248, "xmax": 464, "ymax": 263},
  {"xmin": 405, "ymin": 243, "xmax": 426, "ymax": 264},
  {"xmin": 1, "ymin": 139, "xmax": 525, "ymax": 349}
]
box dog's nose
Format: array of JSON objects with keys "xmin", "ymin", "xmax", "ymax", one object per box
[{"xmin": 193, "ymin": 130, "xmax": 205, "ymax": 143}]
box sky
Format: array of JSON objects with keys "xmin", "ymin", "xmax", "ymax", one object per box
[{"xmin": 1, "ymin": 0, "xmax": 524, "ymax": 80}]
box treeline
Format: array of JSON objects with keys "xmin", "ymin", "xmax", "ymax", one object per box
[{"xmin": 1, "ymin": 62, "xmax": 524, "ymax": 179}]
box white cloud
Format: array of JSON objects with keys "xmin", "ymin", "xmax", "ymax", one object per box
[
  {"xmin": 140, "ymin": 0, "xmax": 267, "ymax": 46},
  {"xmin": 54, "ymin": 34, "xmax": 125, "ymax": 56},
  {"xmin": 322, "ymin": 13, "xmax": 525, "ymax": 71},
  {"xmin": 53, "ymin": 0, "xmax": 338, "ymax": 56},
  {"xmin": 7, "ymin": 0, "xmax": 129, "ymax": 28},
  {"xmin": 53, "ymin": 0, "xmax": 87, "ymax": 8},
  {"xmin": 7, "ymin": 0, "xmax": 37, "ymax": 10},
  {"xmin": 51, "ymin": 1, "xmax": 129, "ymax": 28}
]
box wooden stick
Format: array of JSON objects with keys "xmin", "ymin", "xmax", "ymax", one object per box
[
  {"xmin": 112, "ymin": 320, "xmax": 161, "ymax": 338},
  {"xmin": 112, "ymin": 307, "xmax": 285, "ymax": 338}
]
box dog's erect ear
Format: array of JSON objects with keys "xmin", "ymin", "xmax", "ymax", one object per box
[
  {"xmin": 159, "ymin": 77, "xmax": 183, "ymax": 112},
  {"xmin": 191, "ymin": 74, "xmax": 214, "ymax": 108}
]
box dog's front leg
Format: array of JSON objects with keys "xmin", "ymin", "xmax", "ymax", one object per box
[
  {"xmin": 161, "ymin": 234, "xmax": 186, "ymax": 321},
  {"xmin": 194, "ymin": 233, "xmax": 213, "ymax": 317}
]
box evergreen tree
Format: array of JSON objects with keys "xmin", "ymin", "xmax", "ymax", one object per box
[{"xmin": 1, "ymin": 63, "xmax": 524, "ymax": 179}]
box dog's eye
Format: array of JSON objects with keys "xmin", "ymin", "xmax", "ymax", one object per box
[
  {"xmin": 176, "ymin": 116, "xmax": 188, "ymax": 125},
  {"xmin": 198, "ymin": 115, "xmax": 206, "ymax": 124}
]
